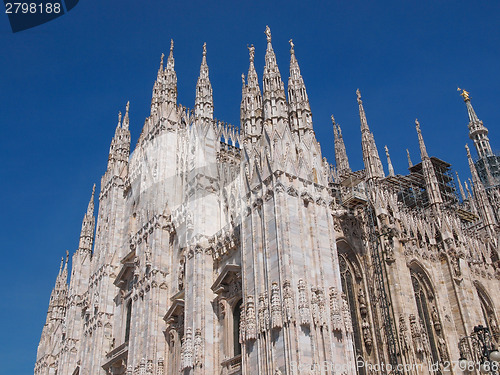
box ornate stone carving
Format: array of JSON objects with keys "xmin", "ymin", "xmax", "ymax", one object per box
[
  {"xmin": 399, "ymin": 314, "xmax": 410, "ymax": 354},
  {"xmin": 282, "ymin": 280, "xmax": 294, "ymax": 323},
  {"xmin": 258, "ymin": 292, "xmax": 270, "ymax": 333},
  {"xmin": 409, "ymin": 314, "xmax": 424, "ymax": 354},
  {"xmin": 329, "ymin": 287, "xmax": 343, "ymax": 332},
  {"xmin": 362, "ymin": 318, "xmax": 372, "ymax": 348},
  {"xmin": 181, "ymin": 328, "xmax": 193, "ymax": 369},
  {"xmin": 298, "ymin": 279, "xmax": 310, "ymax": 326},
  {"xmin": 271, "ymin": 282, "xmax": 283, "ymax": 329},
  {"xmin": 194, "ymin": 328, "xmax": 203, "ymax": 368},
  {"xmin": 341, "ymin": 293, "xmax": 353, "ymax": 334},
  {"xmin": 245, "ymin": 295, "xmax": 257, "ymax": 340}
]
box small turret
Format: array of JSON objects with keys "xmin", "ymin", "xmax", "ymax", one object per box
[
  {"xmin": 357, "ymin": 89, "xmax": 384, "ymax": 180},
  {"xmin": 194, "ymin": 43, "xmax": 213, "ymax": 120}
]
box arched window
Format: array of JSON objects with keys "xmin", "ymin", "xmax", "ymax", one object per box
[
  {"xmin": 475, "ymin": 282, "xmax": 500, "ymax": 343},
  {"xmin": 338, "ymin": 250, "xmax": 372, "ymax": 375},
  {"xmin": 410, "ymin": 266, "xmax": 449, "ymax": 367}
]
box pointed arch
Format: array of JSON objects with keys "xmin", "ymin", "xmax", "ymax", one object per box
[
  {"xmin": 473, "ymin": 281, "xmax": 500, "ymax": 341},
  {"xmin": 408, "ymin": 260, "xmax": 449, "ymax": 365},
  {"xmin": 337, "ymin": 240, "xmax": 373, "ymax": 374}
]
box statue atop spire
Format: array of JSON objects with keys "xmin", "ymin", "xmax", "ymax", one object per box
[
  {"xmin": 248, "ymin": 44, "xmax": 255, "ymax": 63},
  {"xmin": 160, "ymin": 53, "xmax": 165, "ymax": 70},
  {"xmin": 289, "ymin": 39, "xmax": 295, "ymax": 55},
  {"xmin": 265, "ymin": 25, "xmax": 272, "ymax": 43},
  {"xmin": 457, "ymin": 87, "xmax": 470, "ymax": 101}
]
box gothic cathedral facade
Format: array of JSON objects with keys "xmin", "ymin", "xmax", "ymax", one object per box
[{"xmin": 35, "ymin": 28, "xmax": 500, "ymax": 375}]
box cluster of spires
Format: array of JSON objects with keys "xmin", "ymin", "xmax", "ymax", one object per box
[{"xmin": 50, "ymin": 27, "xmax": 497, "ymax": 297}]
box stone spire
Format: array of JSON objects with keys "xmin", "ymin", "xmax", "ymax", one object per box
[
  {"xmin": 384, "ymin": 145, "xmax": 395, "ymax": 177},
  {"xmin": 287, "ymin": 39, "xmax": 312, "ymax": 134},
  {"xmin": 78, "ymin": 184, "xmax": 96, "ymax": 253},
  {"xmin": 332, "ymin": 115, "xmax": 350, "ymax": 176},
  {"xmin": 151, "ymin": 40, "xmax": 177, "ymax": 113},
  {"xmin": 47, "ymin": 253, "xmax": 69, "ymax": 323},
  {"xmin": 466, "ymin": 144, "xmax": 495, "ymax": 229},
  {"xmin": 406, "ymin": 149, "xmax": 413, "ymax": 168},
  {"xmin": 415, "ymin": 119, "xmax": 443, "ymax": 208},
  {"xmin": 458, "ymin": 88, "xmax": 492, "ymax": 158},
  {"xmin": 357, "ymin": 89, "xmax": 384, "ymax": 180},
  {"xmin": 455, "ymin": 171, "xmax": 466, "ymax": 201},
  {"xmin": 195, "ymin": 42, "xmax": 214, "ymax": 120},
  {"xmin": 262, "ymin": 26, "xmax": 287, "ymax": 122},
  {"xmin": 465, "ymin": 179, "xmax": 478, "ymax": 215},
  {"xmin": 241, "ymin": 44, "xmax": 263, "ymax": 143},
  {"xmin": 122, "ymin": 101, "xmax": 130, "ymax": 130},
  {"xmin": 104, "ymin": 104, "xmax": 131, "ymax": 185}
]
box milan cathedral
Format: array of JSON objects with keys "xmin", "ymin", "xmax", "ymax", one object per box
[{"xmin": 35, "ymin": 27, "xmax": 500, "ymax": 375}]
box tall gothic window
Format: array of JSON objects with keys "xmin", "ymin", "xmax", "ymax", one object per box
[
  {"xmin": 475, "ymin": 282, "xmax": 500, "ymax": 343},
  {"xmin": 338, "ymin": 250, "xmax": 372, "ymax": 375},
  {"xmin": 410, "ymin": 266, "xmax": 449, "ymax": 368}
]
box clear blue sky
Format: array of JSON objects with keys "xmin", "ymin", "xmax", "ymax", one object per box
[{"xmin": 0, "ymin": 1, "xmax": 499, "ymax": 373}]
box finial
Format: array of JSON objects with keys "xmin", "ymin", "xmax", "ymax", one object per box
[
  {"xmin": 265, "ymin": 25, "xmax": 272, "ymax": 43},
  {"xmin": 289, "ymin": 39, "xmax": 295, "ymax": 55},
  {"xmin": 170, "ymin": 39, "xmax": 174, "ymax": 52},
  {"xmin": 126, "ymin": 101, "xmax": 130, "ymax": 115},
  {"xmin": 457, "ymin": 87, "xmax": 470, "ymax": 101},
  {"xmin": 356, "ymin": 89, "xmax": 362, "ymax": 103},
  {"xmin": 92, "ymin": 183, "xmax": 96, "ymax": 197},
  {"xmin": 415, "ymin": 118, "xmax": 420, "ymax": 130},
  {"xmin": 66, "ymin": 250, "xmax": 69, "ymax": 265},
  {"xmin": 248, "ymin": 44, "xmax": 255, "ymax": 63},
  {"xmin": 202, "ymin": 42, "xmax": 207, "ymax": 56},
  {"xmin": 331, "ymin": 114, "xmax": 335, "ymax": 125},
  {"xmin": 117, "ymin": 111, "xmax": 122, "ymax": 126},
  {"xmin": 465, "ymin": 143, "xmax": 471, "ymax": 156},
  {"xmin": 160, "ymin": 53, "xmax": 164, "ymax": 68},
  {"xmin": 59, "ymin": 257, "xmax": 64, "ymax": 272},
  {"xmin": 241, "ymin": 73, "xmax": 245, "ymax": 86},
  {"xmin": 384, "ymin": 145, "xmax": 389, "ymax": 153}
]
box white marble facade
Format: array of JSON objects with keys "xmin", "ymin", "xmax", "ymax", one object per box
[{"xmin": 35, "ymin": 28, "xmax": 500, "ymax": 375}]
